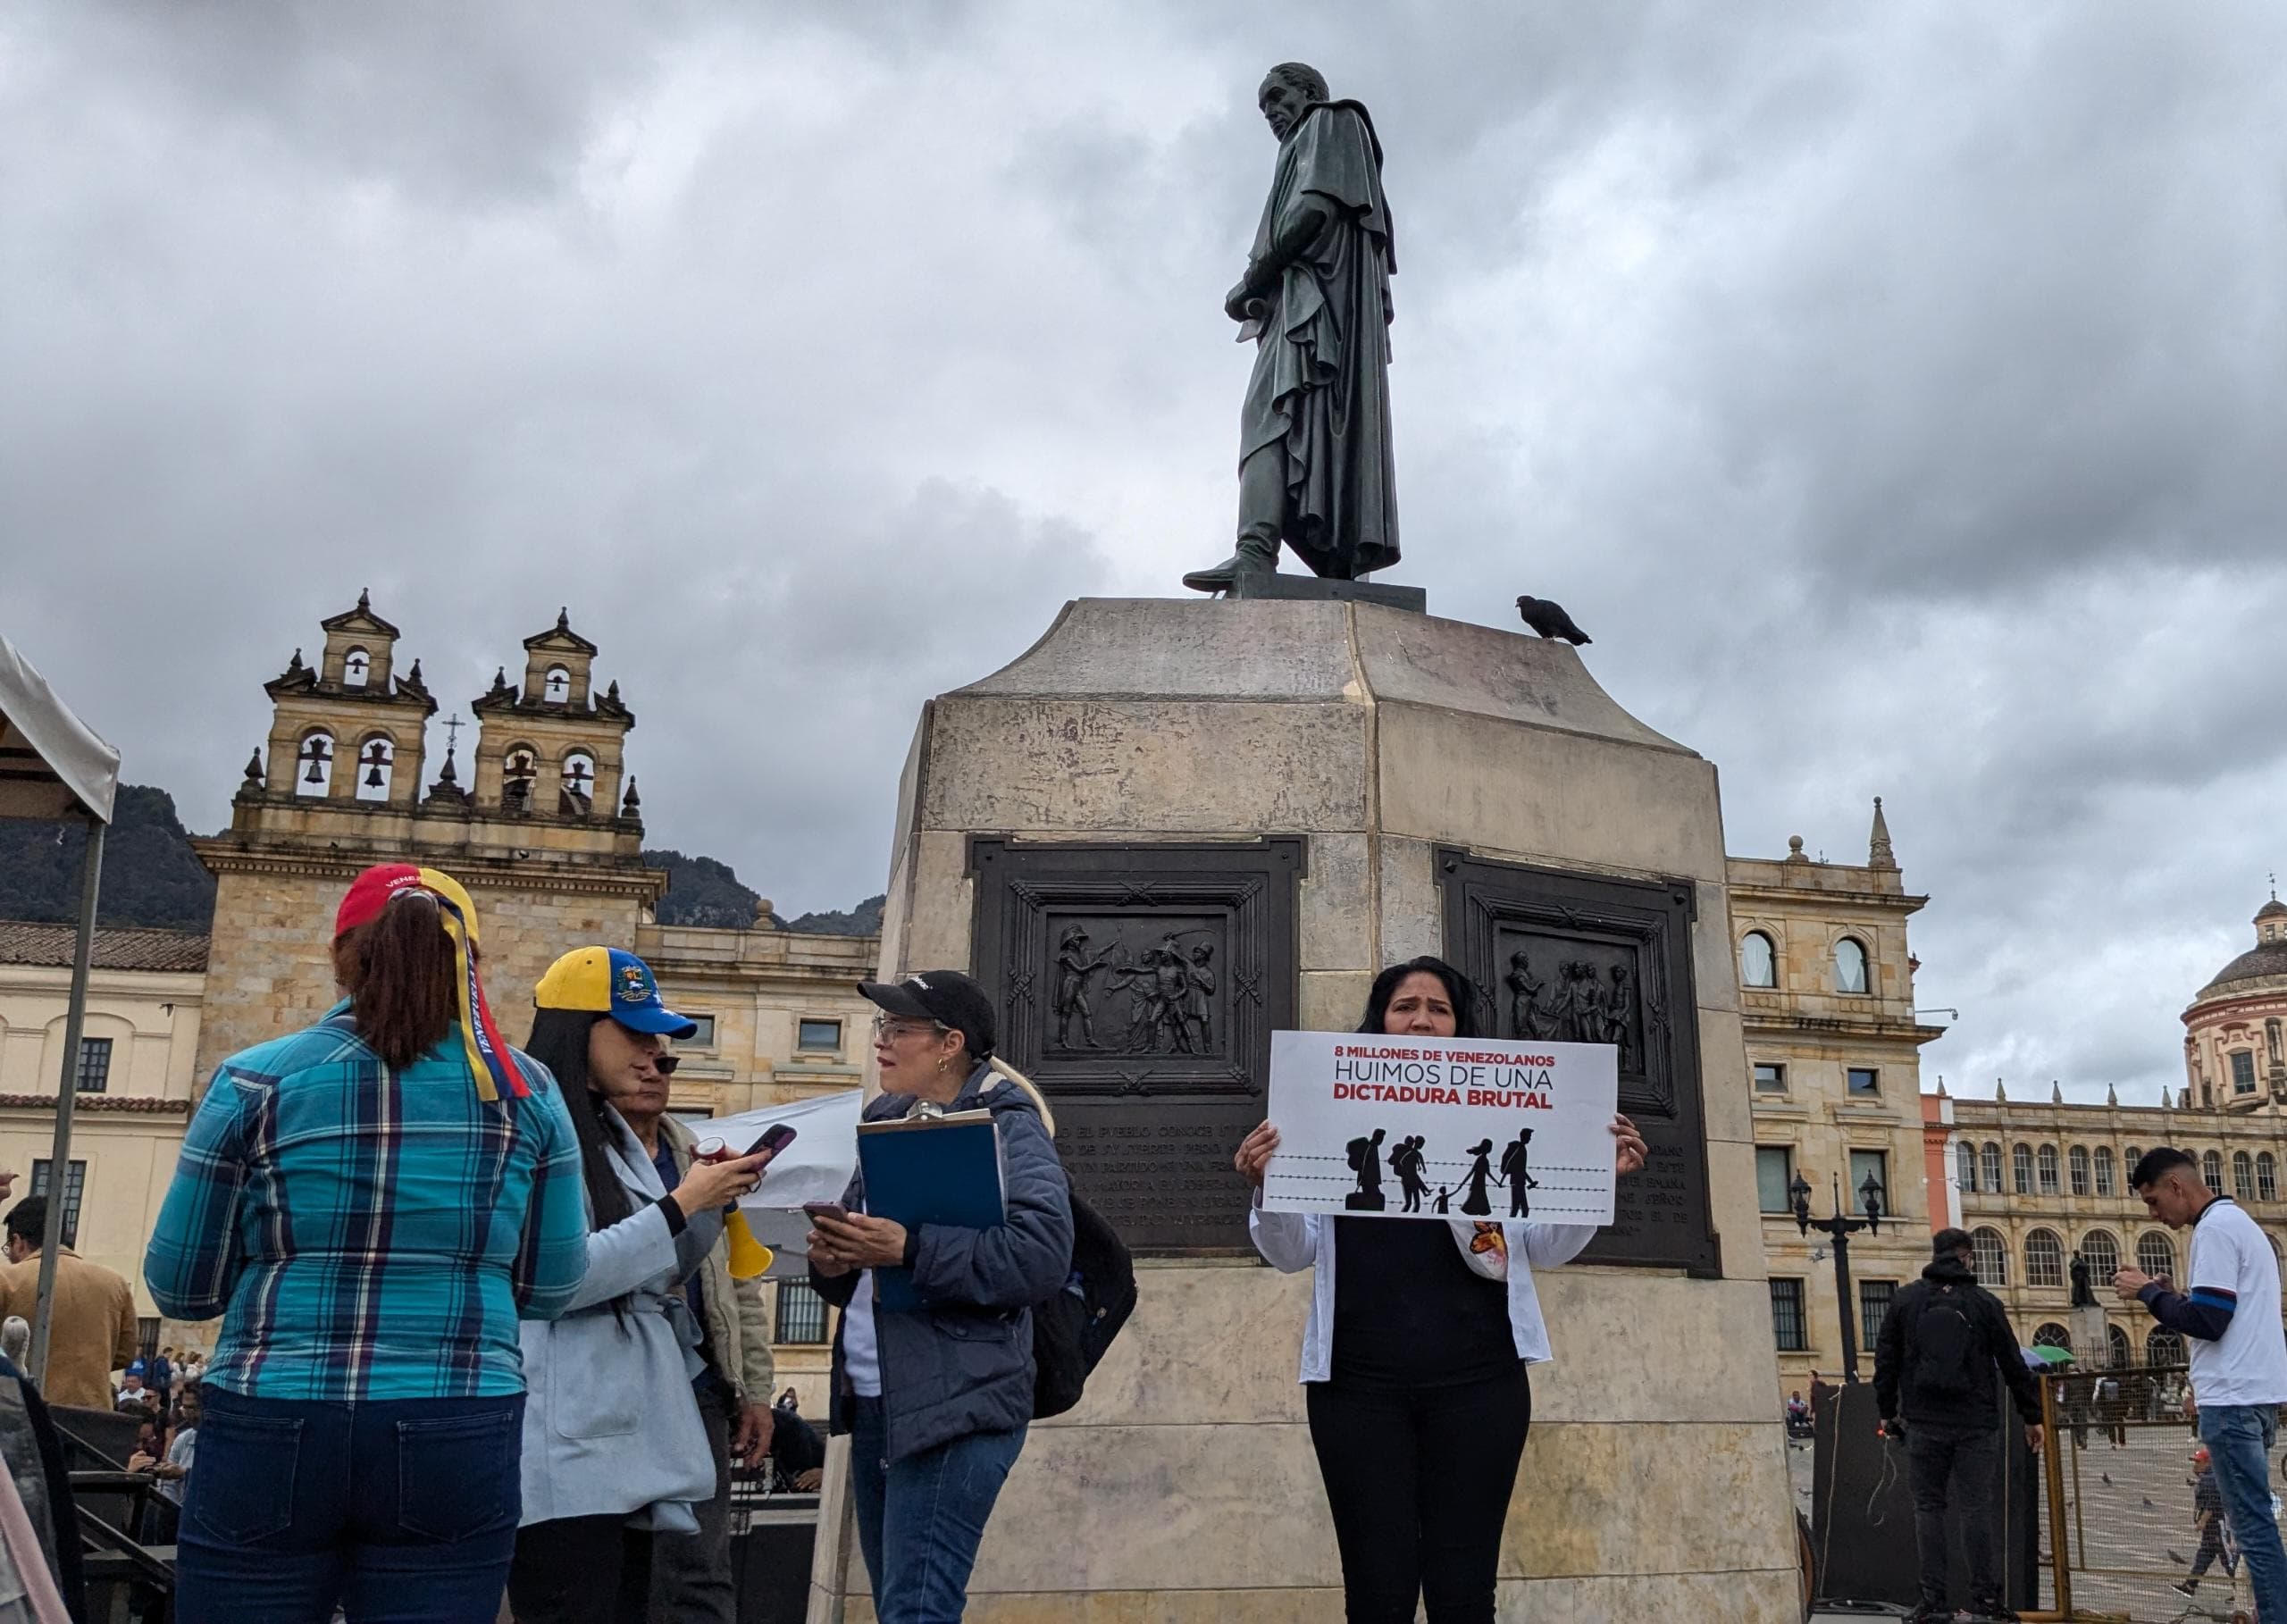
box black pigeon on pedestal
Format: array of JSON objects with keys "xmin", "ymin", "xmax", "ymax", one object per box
[{"xmin": 1516, "ymin": 596, "xmax": 1591, "ymax": 645}]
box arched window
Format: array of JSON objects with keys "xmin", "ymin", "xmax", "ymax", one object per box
[
  {"xmin": 2270, "ymin": 1235, "xmax": 2285, "ymax": 1293},
  {"xmin": 2078, "ymin": 1229, "xmax": 2121, "ymax": 1280},
  {"xmin": 2025, "ymin": 1228, "xmax": 2065, "ymax": 1288},
  {"xmin": 2106, "ymin": 1324, "xmax": 2131, "ymax": 1369},
  {"xmin": 2093, "ymin": 1147, "xmax": 2116, "ymax": 1197},
  {"xmin": 1833, "ymin": 937, "xmax": 1870, "ymax": 994},
  {"xmin": 2124, "ymin": 1146, "xmax": 2142, "ymax": 1181},
  {"xmin": 2233, "ymin": 1151, "xmax": 2256, "ymax": 1201},
  {"xmin": 1971, "ymin": 1226, "xmax": 2009, "ymax": 1287},
  {"xmin": 295, "ymin": 729, "xmax": 334, "ymax": 798},
  {"xmin": 2202, "ymin": 1151, "xmax": 2224, "ymax": 1194},
  {"xmin": 2068, "ymin": 1146, "xmax": 2090, "ymax": 1196},
  {"xmin": 1956, "ymin": 1143, "xmax": 1978, "ymax": 1193},
  {"xmin": 542, "ymin": 665, "xmax": 572, "ymax": 704},
  {"xmin": 2032, "ymin": 1321, "xmax": 2072, "ymax": 1349},
  {"xmin": 343, "ymin": 648, "xmax": 370, "ymax": 689},
  {"xmin": 354, "ymin": 735, "xmax": 394, "ymax": 802},
  {"xmin": 1981, "ymin": 1143, "xmax": 2004, "ymax": 1191},
  {"xmin": 2012, "ymin": 1144, "xmax": 2033, "ymax": 1194},
  {"xmin": 2259, "ymin": 1152, "xmax": 2278, "ymax": 1203},
  {"xmin": 2137, "ymin": 1231, "xmax": 2176, "ymax": 1281},
  {"xmin": 2148, "ymin": 1327, "xmax": 2185, "ymax": 1369},
  {"xmin": 502, "ymin": 745, "xmax": 539, "ymax": 812},
  {"xmin": 2037, "ymin": 1145, "xmax": 2060, "ymax": 1194},
  {"xmin": 558, "ymin": 749, "xmax": 598, "ymax": 814},
  {"xmin": 1739, "ymin": 931, "xmax": 1776, "ymax": 989}
]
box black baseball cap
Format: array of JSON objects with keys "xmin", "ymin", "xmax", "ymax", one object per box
[{"xmin": 858, "ymin": 970, "xmax": 996, "ymax": 1059}]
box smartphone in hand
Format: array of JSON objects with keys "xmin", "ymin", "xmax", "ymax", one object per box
[
  {"xmin": 803, "ymin": 1201, "xmax": 850, "ymax": 1225},
  {"xmin": 745, "ymin": 1123, "xmax": 798, "ymax": 1165}
]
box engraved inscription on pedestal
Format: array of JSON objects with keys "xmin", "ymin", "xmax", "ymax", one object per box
[
  {"xmin": 1438, "ymin": 848, "xmax": 1720, "ymax": 1276},
  {"xmin": 969, "ymin": 837, "xmax": 1303, "ymax": 1254}
]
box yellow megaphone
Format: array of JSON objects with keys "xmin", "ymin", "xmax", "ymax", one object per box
[{"xmin": 725, "ymin": 1210, "xmax": 773, "ymax": 1280}]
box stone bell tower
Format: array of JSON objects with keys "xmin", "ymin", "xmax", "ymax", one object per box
[{"xmin": 193, "ymin": 594, "xmax": 665, "ymax": 1084}]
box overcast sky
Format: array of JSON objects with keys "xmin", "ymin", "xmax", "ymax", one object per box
[{"xmin": 5, "ymin": 2, "xmax": 2283, "ymax": 1106}]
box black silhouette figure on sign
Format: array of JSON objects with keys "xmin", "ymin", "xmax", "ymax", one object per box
[
  {"xmin": 1390, "ymin": 1135, "xmax": 1429, "ymax": 1212},
  {"xmin": 1500, "ymin": 1130, "xmax": 1539, "ymax": 1218},
  {"xmin": 1459, "ymin": 1139, "xmax": 1496, "ymax": 1217},
  {"xmin": 1345, "ymin": 1128, "xmax": 1389, "ymax": 1211},
  {"xmin": 1432, "ymin": 1185, "xmax": 1452, "ymax": 1215}
]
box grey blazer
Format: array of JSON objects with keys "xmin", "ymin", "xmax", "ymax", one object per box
[{"xmin": 516, "ymin": 1106, "xmax": 721, "ymax": 1531}]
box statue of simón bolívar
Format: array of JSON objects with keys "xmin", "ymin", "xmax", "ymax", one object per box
[{"xmin": 1184, "ymin": 63, "xmax": 1398, "ymax": 595}]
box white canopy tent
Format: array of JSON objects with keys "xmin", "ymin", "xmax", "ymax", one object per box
[{"xmin": 0, "ymin": 632, "xmax": 121, "ymax": 1386}]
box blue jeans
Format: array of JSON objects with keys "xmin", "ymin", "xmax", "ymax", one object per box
[
  {"xmin": 2199, "ymin": 1403, "xmax": 2287, "ymax": 1620},
  {"xmin": 847, "ymin": 1396, "xmax": 1026, "ymax": 1624},
  {"xmin": 176, "ymin": 1385, "xmax": 524, "ymax": 1624}
]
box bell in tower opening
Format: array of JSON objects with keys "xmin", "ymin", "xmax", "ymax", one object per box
[
  {"xmin": 296, "ymin": 730, "xmax": 334, "ymax": 798},
  {"xmin": 355, "ymin": 735, "xmax": 394, "ymax": 801}
]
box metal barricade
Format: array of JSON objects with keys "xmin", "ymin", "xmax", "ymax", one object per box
[{"xmin": 2034, "ymin": 1364, "xmax": 2261, "ymax": 1623}]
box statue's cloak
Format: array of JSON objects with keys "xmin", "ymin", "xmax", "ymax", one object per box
[{"xmin": 1241, "ymin": 98, "xmax": 1398, "ymax": 579}]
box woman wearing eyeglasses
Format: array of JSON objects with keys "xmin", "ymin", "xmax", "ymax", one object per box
[
  {"xmin": 507, "ymin": 948, "xmax": 775, "ymax": 1624},
  {"xmin": 807, "ymin": 971, "xmax": 1074, "ymax": 1624}
]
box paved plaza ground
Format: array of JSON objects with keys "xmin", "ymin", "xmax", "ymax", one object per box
[{"xmin": 1794, "ymin": 1416, "xmax": 2273, "ymax": 1622}]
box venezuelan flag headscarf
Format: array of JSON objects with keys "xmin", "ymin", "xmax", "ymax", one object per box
[{"xmin": 334, "ymin": 863, "xmax": 531, "ymax": 1102}]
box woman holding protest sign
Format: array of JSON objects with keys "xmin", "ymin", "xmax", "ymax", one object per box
[{"xmin": 1233, "ymin": 954, "xmax": 1646, "ymax": 1624}]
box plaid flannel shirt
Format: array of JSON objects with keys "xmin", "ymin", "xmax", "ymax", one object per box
[{"xmin": 145, "ymin": 1003, "xmax": 589, "ymax": 1401}]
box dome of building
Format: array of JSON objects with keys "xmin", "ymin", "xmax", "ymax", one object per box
[{"xmin": 2199, "ymin": 896, "xmax": 2287, "ymax": 999}]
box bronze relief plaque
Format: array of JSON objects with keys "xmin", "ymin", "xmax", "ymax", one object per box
[
  {"xmin": 1438, "ymin": 848, "xmax": 1721, "ymax": 1276},
  {"xmin": 968, "ymin": 837, "xmax": 1303, "ymax": 1254}
]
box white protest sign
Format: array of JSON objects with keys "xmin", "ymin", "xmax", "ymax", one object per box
[
  {"xmin": 701, "ymin": 1088, "xmax": 865, "ymax": 1277},
  {"xmin": 1261, "ymin": 1030, "xmax": 1618, "ymax": 1223}
]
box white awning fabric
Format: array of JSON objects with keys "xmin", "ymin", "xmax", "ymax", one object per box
[{"xmin": 0, "ymin": 632, "xmax": 119, "ymax": 823}]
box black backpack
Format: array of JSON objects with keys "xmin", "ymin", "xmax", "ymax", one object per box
[
  {"xmin": 1912, "ymin": 1284, "xmax": 1981, "ymax": 1400},
  {"xmin": 1031, "ymin": 1192, "xmax": 1136, "ymax": 1419}
]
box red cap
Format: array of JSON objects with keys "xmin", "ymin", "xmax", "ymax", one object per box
[{"xmin": 336, "ymin": 865, "xmax": 427, "ymax": 937}]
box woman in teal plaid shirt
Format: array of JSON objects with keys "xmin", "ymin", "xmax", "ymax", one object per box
[{"xmin": 145, "ymin": 865, "xmax": 590, "ymax": 1623}]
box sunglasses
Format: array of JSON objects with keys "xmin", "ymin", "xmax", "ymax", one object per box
[{"xmin": 653, "ymin": 1055, "xmax": 681, "ymax": 1076}]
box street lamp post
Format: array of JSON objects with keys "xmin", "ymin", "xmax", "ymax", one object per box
[{"xmin": 1792, "ymin": 1168, "xmax": 1887, "ymax": 1383}]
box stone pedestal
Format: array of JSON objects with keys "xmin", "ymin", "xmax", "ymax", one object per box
[{"xmin": 807, "ymin": 598, "xmax": 1800, "ymax": 1622}]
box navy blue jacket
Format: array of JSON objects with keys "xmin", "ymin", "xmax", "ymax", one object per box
[{"xmin": 813, "ymin": 1065, "xmax": 1073, "ymax": 1461}]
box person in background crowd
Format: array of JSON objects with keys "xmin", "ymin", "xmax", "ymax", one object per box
[
  {"xmin": 810, "ymin": 970, "xmax": 1075, "ymax": 1624},
  {"xmin": 2174, "ymin": 1444, "xmax": 2238, "ymax": 1599},
  {"xmin": 509, "ymin": 947, "xmax": 774, "ymax": 1624},
  {"xmin": 1875, "ymin": 1227, "xmax": 2044, "ymax": 1624},
  {"xmin": 775, "ymin": 1386, "xmax": 800, "ymax": 1415},
  {"xmin": 0, "ymin": 1317, "xmax": 29, "ymax": 1369},
  {"xmin": 1234, "ymin": 955, "xmax": 1646, "ymax": 1624},
  {"xmin": 0, "ymin": 1327, "xmax": 82, "ymax": 1615},
  {"xmin": 148, "ymin": 1346, "xmax": 173, "ymax": 1413},
  {"xmin": 0, "ymin": 1195, "xmax": 138, "ymax": 1413},
  {"xmin": 144, "ymin": 863, "xmax": 591, "ymax": 1624},
  {"xmin": 2115, "ymin": 1146, "xmax": 2287, "ymax": 1624},
  {"xmin": 116, "ymin": 1366, "xmax": 146, "ymax": 1405}
]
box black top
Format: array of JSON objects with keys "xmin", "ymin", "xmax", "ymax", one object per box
[{"xmin": 1329, "ymin": 1218, "xmax": 1519, "ymax": 1389}]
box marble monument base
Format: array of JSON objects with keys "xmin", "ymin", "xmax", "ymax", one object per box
[{"xmin": 807, "ymin": 597, "xmax": 1800, "ymax": 1623}]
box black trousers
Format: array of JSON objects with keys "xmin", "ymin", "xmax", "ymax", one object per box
[
  {"xmin": 506, "ymin": 1513, "xmax": 653, "ymax": 1624},
  {"xmin": 1305, "ymin": 1365, "xmax": 1533, "ymax": 1624},
  {"xmin": 1905, "ymin": 1424, "xmax": 1998, "ymax": 1607}
]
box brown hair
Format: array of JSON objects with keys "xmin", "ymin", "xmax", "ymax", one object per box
[{"xmin": 331, "ymin": 895, "xmax": 458, "ymax": 1067}]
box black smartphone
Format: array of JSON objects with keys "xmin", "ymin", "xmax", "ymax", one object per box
[
  {"xmin": 743, "ymin": 1123, "xmax": 798, "ymax": 1162},
  {"xmin": 802, "ymin": 1201, "xmax": 849, "ymax": 1224}
]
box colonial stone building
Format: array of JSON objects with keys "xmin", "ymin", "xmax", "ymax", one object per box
[
  {"xmin": 1933, "ymin": 895, "xmax": 2287, "ymax": 1368},
  {"xmin": 0, "ymin": 923, "xmax": 206, "ymax": 1335},
  {"xmin": 145, "ymin": 590, "xmax": 877, "ymax": 1389},
  {"xmin": 1734, "ymin": 803, "xmax": 1948, "ymax": 1398}
]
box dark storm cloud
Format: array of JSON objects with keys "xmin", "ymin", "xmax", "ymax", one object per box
[{"xmin": 4, "ymin": 1, "xmax": 2283, "ymax": 1104}]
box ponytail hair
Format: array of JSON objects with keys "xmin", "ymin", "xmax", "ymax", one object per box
[
  {"xmin": 982, "ymin": 1056, "xmax": 1056, "ymax": 1138},
  {"xmin": 331, "ymin": 896, "xmax": 459, "ymax": 1068}
]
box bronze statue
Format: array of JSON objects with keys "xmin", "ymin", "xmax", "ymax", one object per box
[{"xmin": 1184, "ymin": 63, "xmax": 1398, "ymax": 595}]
